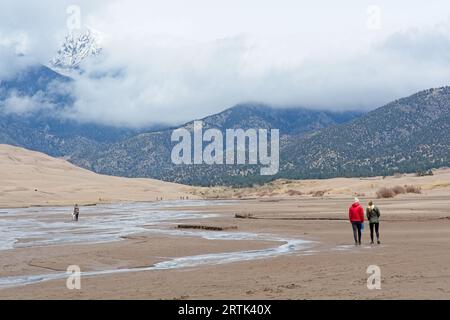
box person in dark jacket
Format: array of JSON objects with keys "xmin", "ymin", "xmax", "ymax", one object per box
[
  {"xmin": 349, "ymin": 198, "xmax": 364, "ymax": 245},
  {"xmin": 366, "ymin": 201, "xmax": 381, "ymax": 244},
  {"xmin": 73, "ymin": 204, "xmax": 79, "ymax": 221}
]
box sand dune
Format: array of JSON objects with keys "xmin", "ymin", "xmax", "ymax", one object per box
[
  {"xmin": 0, "ymin": 144, "xmax": 196, "ymax": 208},
  {"xmin": 194, "ymin": 168, "xmax": 450, "ymax": 200},
  {"xmin": 3, "ymin": 143, "xmax": 450, "ymax": 208}
]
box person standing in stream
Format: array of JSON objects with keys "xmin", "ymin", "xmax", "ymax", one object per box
[
  {"xmin": 366, "ymin": 200, "xmax": 381, "ymax": 244},
  {"xmin": 349, "ymin": 198, "xmax": 364, "ymax": 245},
  {"xmin": 73, "ymin": 204, "xmax": 79, "ymax": 221}
]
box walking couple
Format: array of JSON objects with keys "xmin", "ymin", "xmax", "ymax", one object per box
[{"xmin": 349, "ymin": 198, "xmax": 381, "ymax": 245}]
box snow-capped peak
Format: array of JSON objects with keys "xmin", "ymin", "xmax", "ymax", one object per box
[{"xmin": 50, "ymin": 27, "xmax": 103, "ymax": 72}]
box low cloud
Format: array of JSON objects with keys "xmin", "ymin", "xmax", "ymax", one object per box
[
  {"xmin": 0, "ymin": 91, "xmax": 58, "ymax": 115},
  {"xmin": 64, "ymin": 26, "xmax": 450, "ymax": 127},
  {"xmin": 1, "ymin": 1, "xmax": 450, "ymax": 127},
  {"xmin": 0, "ymin": 75, "xmax": 73, "ymax": 116}
]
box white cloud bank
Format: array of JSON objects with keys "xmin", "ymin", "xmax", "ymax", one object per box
[{"xmin": 1, "ymin": 0, "xmax": 450, "ymax": 127}]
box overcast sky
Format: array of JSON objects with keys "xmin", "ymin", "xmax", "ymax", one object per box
[{"xmin": 1, "ymin": 0, "xmax": 450, "ymax": 126}]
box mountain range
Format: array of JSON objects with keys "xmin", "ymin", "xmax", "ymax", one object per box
[
  {"xmin": 280, "ymin": 87, "xmax": 450, "ymax": 180},
  {"xmin": 70, "ymin": 86, "xmax": 450, "ymax": 186},
  {"xmin": 67, "ymin": 104, "xmax": 361, "ymax": 186},
  {"xmin": 1, "ymin": 33, "xmax": 450, "ymax": 186},
  {"xmin": 0, "ymin": 64, "xmax": 163, "ymax": 159},
  {"xmin": 0, "ymin": 64, "xmax": 362, "ymax": 186}
]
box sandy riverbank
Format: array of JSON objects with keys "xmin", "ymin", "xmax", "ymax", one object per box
[{"xmin": 0, "ymin": 196, "xmax": 449, "ymax": 299}]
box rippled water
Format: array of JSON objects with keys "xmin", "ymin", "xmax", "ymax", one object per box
[
  {"xmin": 0, "ymin": 200, "xmax": 221, "ymax": 251},
  {"xmin": 0, "ymin": 200, "xmax": 314, "ymax": 288}
]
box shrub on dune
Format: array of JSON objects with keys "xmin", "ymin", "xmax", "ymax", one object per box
[
  {"xmin": 392, "ymin": 185, "xmax": 406, "ymax": 195},
  {"xmin": 405, "ymin": 185, "xmax": 422, "ymax": 194},
  {"xmin": 376, "ymin": 187, "xmax": 395, "ymax": 199},
  {"xmin": 310, "ymin": 190, "xmax": 327, "ymax": 197},
  {"xmin": 287, "ymin": 189, "xmax": 303, "ymax": 196},
  {"xmin": 376, "ymin": 185, "xmax": 422, "ymax": 198}
]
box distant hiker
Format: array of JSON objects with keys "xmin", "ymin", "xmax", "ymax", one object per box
[
  {"xmin": 73, "ymin": 204, "xmax": 79, "ymax": 221},
  {"xmin": 349, "ymin": 198, "xmax": 364, "ymax": 245},
  {"xmin": 366, "ymin": 201, "xmax": 381, "ymax": 244}
]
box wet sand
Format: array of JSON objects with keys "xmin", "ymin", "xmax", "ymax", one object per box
[{"xmin": 1, "ymin": 196, "xmax": 450, "ymax": 299}]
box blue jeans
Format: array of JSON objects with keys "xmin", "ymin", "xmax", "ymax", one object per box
[{"xmin": 351, "ymin": 222, "xmax": 362, "ymax": 244}]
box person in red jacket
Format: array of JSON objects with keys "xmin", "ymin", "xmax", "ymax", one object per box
[{"xmin": 349, "ymin": 198, "xmax": 364, "ymax": 245}]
